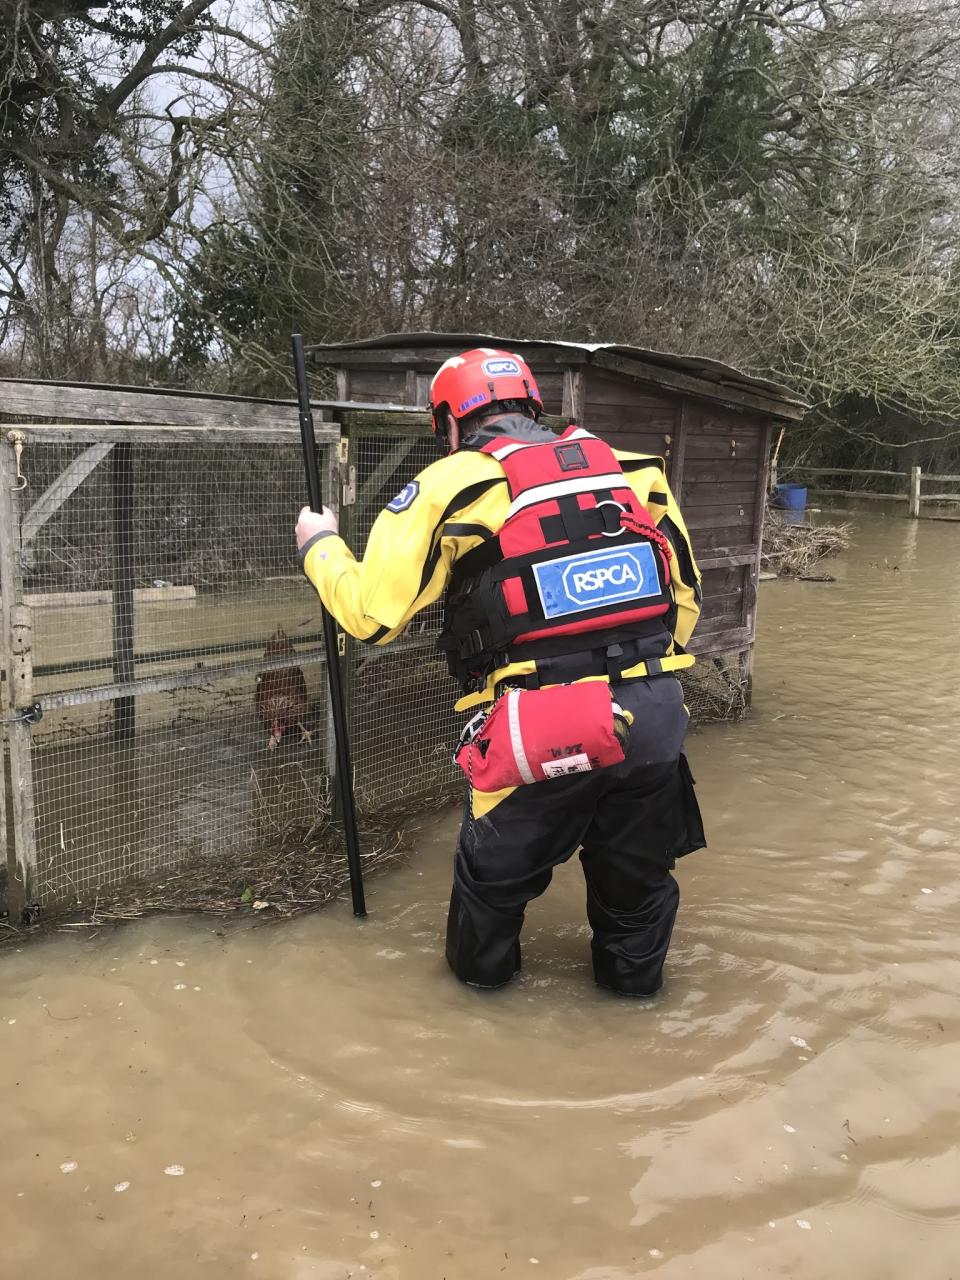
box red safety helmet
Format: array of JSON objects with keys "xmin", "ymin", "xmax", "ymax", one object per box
[{"xmin": 429, "ymin": 348, "xmax": 543, "ymax": 442}]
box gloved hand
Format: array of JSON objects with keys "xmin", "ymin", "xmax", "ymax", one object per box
[{"xmin": 296, "ymin": 505, "xmax": 338, "ymax": 551}]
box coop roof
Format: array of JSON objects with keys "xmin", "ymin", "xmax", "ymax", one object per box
[{"xmin": 307, "ymin": 331, "xmax": 806, "ymax": 418}]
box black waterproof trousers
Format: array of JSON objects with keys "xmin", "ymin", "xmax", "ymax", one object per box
[{"xmin": 445, "ymin": 675, "xmax": 705, "ymax": 995}]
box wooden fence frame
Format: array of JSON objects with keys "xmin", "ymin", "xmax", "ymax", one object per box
[{"xmin": 771, "ymin": 463, "xmax": 960, "ymax": 520}]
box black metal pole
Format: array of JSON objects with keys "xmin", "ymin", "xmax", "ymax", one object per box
[{"xmin": 291, "ymin": 333, "xmax": 366, "ymax": 918}]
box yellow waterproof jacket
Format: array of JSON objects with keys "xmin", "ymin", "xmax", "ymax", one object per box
[{"xmin": 301, "ymin": 425, "xmax": 702, "ymax": 710}]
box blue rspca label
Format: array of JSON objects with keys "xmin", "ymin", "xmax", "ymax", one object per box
[
  {"xmin": 386, "ymin": 481, "xmax": 419, "ymax": 513},
  {"xmin": 533, "ymin": 544, "xmax": 660, "ymax": 617},
  {"xmin": 482, "ymin": 357, "xmax": 521, "ymax": 378}
]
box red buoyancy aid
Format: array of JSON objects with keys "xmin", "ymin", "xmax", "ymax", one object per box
[{"xmin": 439, "ymin": 427, "xmax": 675, "ymax": 689}]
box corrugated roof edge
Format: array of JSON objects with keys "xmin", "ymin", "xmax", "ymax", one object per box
[{"xmin": 306, "ymin": 331, "xmax": 806, "ymax": 408}]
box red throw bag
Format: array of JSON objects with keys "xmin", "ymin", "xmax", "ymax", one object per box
[{"xmin": 455, "ymin": 682, "xmax": 631, "ymax": 791}]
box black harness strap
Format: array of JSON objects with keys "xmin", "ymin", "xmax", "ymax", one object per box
[{"xmin": 539, "ymin": 500, "xmax": 622, "ymax": 543}]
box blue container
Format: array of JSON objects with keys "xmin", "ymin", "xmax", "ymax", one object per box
[{"xmin": 772, "ymin": 483, "xmax": 807, "ymax": 524}]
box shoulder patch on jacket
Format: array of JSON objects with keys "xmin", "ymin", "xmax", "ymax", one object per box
[{"xmin": 386, "ymin": 481, "xmax": 420, "ymax": 513}]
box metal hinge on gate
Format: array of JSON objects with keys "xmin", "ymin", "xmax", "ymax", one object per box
[
  {"xmin": 0, "ymin": 701, "xmax": 43, "ymax": 726},
  {"xmin": 337, "ymin": 631, "xmax": 347, "ymax": 657},
  {"xmin": 337, "ymin": 438, "xmax": 356, "ymax": 506}
]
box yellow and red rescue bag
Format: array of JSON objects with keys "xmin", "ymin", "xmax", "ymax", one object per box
[{"xmin": 454, "ymin": 682, "xmax": 632, "ymax": 790}]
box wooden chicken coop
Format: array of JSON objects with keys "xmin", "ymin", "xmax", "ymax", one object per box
[
  {"xmin": 309, "ymin": 332, "xmax": 807, "ymax": 682},
  {"xmin": 1, "ymin": 343, "xmax": 803, "ymax": 924}
]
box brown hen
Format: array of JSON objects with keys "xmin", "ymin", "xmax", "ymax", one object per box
[{"xmin": 255, "ymin": 628, "xmax": 312, "ymax": 750}]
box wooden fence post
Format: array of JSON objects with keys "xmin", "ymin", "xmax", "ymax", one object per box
[
  {"xmin": 908, "ymin": 465, "xmax": 922, "ymax": 518},
  {"xmin": 0, "ymin": 435, "xmax": 39, "ymax": 918}
]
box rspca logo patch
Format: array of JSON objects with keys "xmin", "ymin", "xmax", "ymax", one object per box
[
  {"xmin": 533, "ymin": 544, "xmax": 660, "ymax": 618},
  {"xmin": 482, "ymin": 357, "xmax": 522, "ymax": 378},
  {"xmin": 386, "ymin": 481, "xmax": 419, "ymax": 514}
]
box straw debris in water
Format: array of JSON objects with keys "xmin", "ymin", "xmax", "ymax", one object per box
[{"xmin": 761, "ymin": 507, "xmax": 851, "ymax": 578}]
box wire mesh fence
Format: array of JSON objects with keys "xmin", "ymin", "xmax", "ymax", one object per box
[
  {"xmin": 3, "ymin": 430, "xmax": 334, "ymax": 911},
  {"xmin": 349, "ymin": 431, "xmax": 461, "ymax": 815},
  {"xmin": 1, "ymin": 421, "xmax": 751, "ymax": 923}
]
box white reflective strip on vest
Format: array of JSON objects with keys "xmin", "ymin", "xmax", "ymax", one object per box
[
  {"xmin": 506, "ymin": 472, "xmax": 628, "ymax": 518},
  {"xmin": 507, "ymin": 689, "xmax": 536, "ymax": 784},
  {"xmin": 489, "ymin": 439, "xmax": 538, "ymax": 460}
]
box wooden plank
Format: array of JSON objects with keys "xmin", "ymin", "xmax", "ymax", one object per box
[
  {"xmin": 0, "ymin": 381, "xmax": 313, "ymax": 430},
  {"xmin": 679, "ymin": 458, "xmax": 763, "ymax": 484},
  {"xmin": 346, "ymin": 369, "xmax": 408, "ymax": 403},
  {"xmin": 21, "ymin": 442, "xmax": 114, "ymax": 546},
  {"xmin": 700, "ymin": 565, "xmax": 748, "ymax": 594},
  {"xmin": 922, "ymin": 472, "xmax": 960, "ymax": 483},
  {"xmin": 687, "ymin": 625, "xmax": 753, "ymax": 656},
  {"xmin": 584, "ymin": 406, "xmax": 677, "ymax": 432},
  {"xmin": 310, "ymin": 344, "xmax": 590, "ymax": 369},
  {"xmin": 33, "ymin": 627, "xmax": 326, "ymax": 680},
  {"xmin": 696, "ymin": 552, "xmax": 757, "ymax": 571},
  {"xmin": 684, "ymin": 445, "xmax": 762, "ymax": 466},
  {"xmin": 25, "ymin": 586, "xmax": 196, "ymax": 609},
  {"xmin": 38, "ymin": 645, "xmax": 324, "ymax": 709},
  {"xmin": 684, "ymin": 437, "xmax": 762, "ymax": 461},
  {"xmin": 0, "ymin": 440, "xmax": 37, "ymax": 917},
  {"xmin": 533, "ymin": 371, "xmax": 565, "ymax": 416},
  {"xmin": 582, "ymin": 371, "xmax": 678, "ymax": 411},
  {"xmin": 336, "ymin": 410, "xmax": 433, "ymax": 436},
  {"xmin": 785, "ymin": 465, "xmax": 904, "ymax": 479},
  {"xmin": 806, "ymin": 488, "xmax": 908, "ymax": 502},
  {"xmin": 690, "ymin": 539, "xmax": 757, "ymax": 565},
  {"xmin": 682, "ymin": 479, "xmax": 761, "ymax": 503},
  {"xmin": 583, "ymin": 404, "xmax": 673, "ymax": 462},
  {"xmin": 589, "ymin": 350, "xmax": 805, "ymax": 421},
  {"xmin": 696, "ymin": 597, "xmax": 748, "ymax": 635},
  {"xmin": 749, "ymin": 421, "xmax": 774, "ymax": 638},
  {"xmin": 337, "ymin": 408, "xmax": 568, "ymax": 437},
  {"xmin": 669, "ymin": 400, "xmax": 691, "ymax": 497},
  {"xmin": 920, "ymin": 493, "xmax": 960, "ymax": 502},
  {"xmin": 699, "ymin": 600, "xmax": 747, "ymax": 632},
  {"xmin": 683, "ymin": 505, "xmax": 755, "ymax": 530},
  {"xmin": 562, "ymin": 368, "xmax": 584, "ymax": 422},
  {"xmin": 689, "ymin": 410, "xmax": 761, "ymax": 433},
  {"xmin": 12, "ymin": 422, "xmax": 339, "ymax": 445}
]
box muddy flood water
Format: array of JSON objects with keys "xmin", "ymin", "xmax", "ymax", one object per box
[{"xmin": 2, "ymin": 509, "xmax": 959, "ymax": 1279}]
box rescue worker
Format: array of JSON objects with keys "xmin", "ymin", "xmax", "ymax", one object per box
[{"xmin": 296, "ymin": 348, "xmax": 705, "ymax": 996}]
